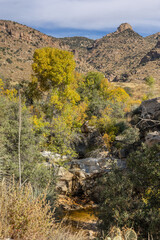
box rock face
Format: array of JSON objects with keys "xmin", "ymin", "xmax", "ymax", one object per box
[
  {"xmin": 117, "ymin": 23, "xmax": 133, "ymax": 33},
  {"xmin": 140, "ymin": 97, "xmax": 160, "ymax": 120},
  {"xmin": 131, "ymin": 98, "xmax": 160, "ymax": 141}
]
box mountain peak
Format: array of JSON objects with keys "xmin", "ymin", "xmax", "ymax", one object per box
[{"xmin": 117, "ymin": 23, "xmax": 133, "ymax": 33}]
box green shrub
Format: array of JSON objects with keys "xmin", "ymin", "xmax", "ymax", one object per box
[
  {"xmin": 145, "ymin": 76, "xmax": 155, "ymax": 87},
  {"xmin": 123, "ymin": 87, "xmax": 133, "ymax": 97},
  {"xmin": 97, "ymin": 144, "xmax": 160, "ymax": 239},
  {"xmin": 6, "ymin": 58, "xmax": 12, "ymax": 64}
]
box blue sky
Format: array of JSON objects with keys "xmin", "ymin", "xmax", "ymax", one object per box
[{"xmin": 0, "ymin": 0, "xmax": 160, "ymax": 39}]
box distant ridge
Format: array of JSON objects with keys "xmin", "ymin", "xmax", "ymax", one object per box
[{"xmin": 0, "ymin": 20, "xmax": 159, "ymax": 86}]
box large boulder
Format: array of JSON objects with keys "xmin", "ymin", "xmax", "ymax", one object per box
[
  {"xmin": 132, "ymin": 98, "xmax": 160, "ymax": 132},
  {"xmin": 140, "ymin": 97, "xmax": 160, "ymax": 120}
]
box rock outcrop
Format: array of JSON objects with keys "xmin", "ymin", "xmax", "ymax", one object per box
[
  {"xmin": 131, "ymin": 98, "xmax": 160, "ymax": 141},
  {"xmin": 117, "ymin": 23, "xmax": 133, "ymax": 33},
  {"xmin": 139, "ymin": 97, "xmax": 160, "ymax": 121},
  {"xmin": 140, "ymin": 40, "xmax": 160, "ymax": 65}
]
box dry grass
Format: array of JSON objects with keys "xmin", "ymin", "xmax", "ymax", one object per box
[
  {"xmin": 51, "ymin": 225, "xmax": 88, "ymax": 240},
  {"xmin": 0, "ymin": 179, "xmax": 88, "ymax": 240},
  {"xmin": 115, "ymin": 81, "xmax": 160, "ymax": 100}
]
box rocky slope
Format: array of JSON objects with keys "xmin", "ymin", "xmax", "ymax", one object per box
[{"xmin": 0, "ymin": 20, "xmax": 159, "ymax": 88}]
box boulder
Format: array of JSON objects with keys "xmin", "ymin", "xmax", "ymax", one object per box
[
  {"xmin": 140, "ymin": 97, "xmax": 160, "ymax": 120},
  {"xmin": 41, "ymin": 151, "xmax": 67, "ymax": 162},
  {"xmin": 56, "ymin": 167, "xmax": 73, "ymax": 194},
  {"xmin": 145, "ymin": 131, "xmax": 160, "ymax": 147}
]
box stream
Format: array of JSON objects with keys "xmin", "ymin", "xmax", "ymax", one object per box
[{"xmin": 42, "ymin": 151, "xmax": 126, "ymax": 238}]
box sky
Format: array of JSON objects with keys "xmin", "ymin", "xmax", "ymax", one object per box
[{"xmin": 0, "ymin": 0, "xmax": 160, "ymax": 39}]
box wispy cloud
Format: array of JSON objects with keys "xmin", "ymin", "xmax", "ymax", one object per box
[{"xmin": 0, "ymin": 0, "xmax": 160, "ymax": 33}]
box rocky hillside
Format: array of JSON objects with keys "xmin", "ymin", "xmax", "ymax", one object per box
[{"xmin": 0, "ymin": 20, "xmax": 159, "ymax": 88}]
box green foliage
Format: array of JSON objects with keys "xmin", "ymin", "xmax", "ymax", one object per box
[
  {"xmin": 145, "ymin": 76, "xmax": 155, "ymax": 87},
  {"xmin": 30, "ymin": 164, "xmax": 57, "ymax": 204},
  {"xmin": 77, "ymin": 71, "xmax": 134, "ymax": 147},
  {"xmin": 142, "ymin": 76, "xmax": 156, "ymax": 100},
  {"xmin": 97, "ymin": 169, "xmax": 134, "ymax": 232},
  {"xmin": 117, "ymin": 126, "xmax": 140, "ymax": 145},
  {"xmin": 97, "ymin": 144, "xmax": 160, "ymax": 238},
  {"xmin": 78, "ymin": 72, "xmax": 106, "ymax": 117},
  {"xmin": 0, "ymin": 94, "xmax": 40, "ymax": 182},
  {"xmin": 6, "ymin": 58, "xmax": 12, "ymax": 64},
  {"xmin": 123, "ymin": 86, "xmax": 133, "ymax": 97},
  {"xmin": 0, "ymin": 80, "xmax": 57, "ymax": 201}
]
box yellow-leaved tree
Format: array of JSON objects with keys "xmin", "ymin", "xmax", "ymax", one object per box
[
  {"xmin": 30, "ymin": 47, "xmax": 76, "ymax": 97},
  {"xmin": 29, "ymin": 48, "xmax": 86, "ymax": 158}
]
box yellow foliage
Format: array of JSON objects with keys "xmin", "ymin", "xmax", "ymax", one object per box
[
  {"xmin": 3, "ymin": 88, "xmax": 17, "ymax": 101},
  {"xmin": 107, "ymin": 87, "xmax": 130, "ymax": 102},
  {"xmin": 142, "ymin": 94, "xmax": 149, "ymax": 101},
  {"xmin": 55, "ymin": 101, "xmax": 87, "ymax": 129},
  {"xmin": 32, "ymin": 115, "xmax": 49, "ymax": 132},
  {"xmin": 50, "ymin": 90, "xmax": 64, "ymax": 110},
  {"xmin": 63, "ymin": 85, "xmax": 81, "ymax": 104},
  {"xmin": 100, "ymin": 77, "xmax": 111, "ymax": 94},
  {"xmin": 32, "ymin": 47, "xmax": 76, "ymax": 92},
  {"xmin": 142, "ymin": 188, "xmax": 160, "ymax": 206},
  {"xmin": 0, "ymin": 79, "xmax": 4, "ymax": 91},
  {"xmin": 103, "ymin": 133, "xmax": 113, "ymax": 149},
  {"xmin": 0, "ymin": 79, "xmax": 17, "ymax": 101},
  {"xmin": 88, "ymin": 115, "xmax": 98, "ymax": 126}
]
